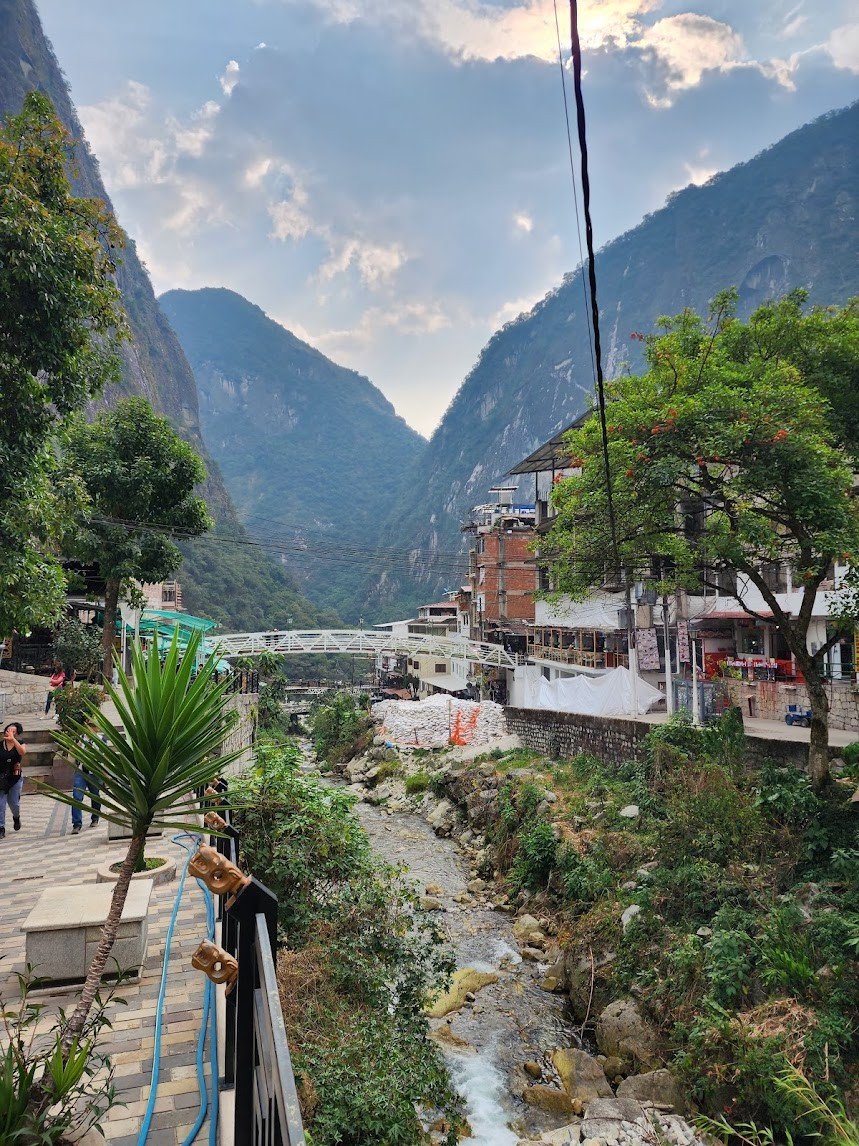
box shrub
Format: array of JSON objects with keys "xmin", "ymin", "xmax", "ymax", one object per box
[
  {"xmin": 657, "ymin": 763, "xmax": 765, "ymax": 866},
  {"xmin": 0, "ymin": 966, "xmax": 122, "ymax": 1143},
  {"xmin": 839, "ymin": 741, "xmax": 859, "ymax": 779},
  {"xmin": 52, "ymin": 618, "xmax": 103, "ymax": 680},
  {"xmin": 53, "ymin": 681, "xmax": 105, "ymax": 736},
  {"xmin": 509, "ymin": 821, "xmax": 557, "ymax": 892},
  {"xmin": 404, "ymin": 770, "xmax": 429, "ymax": 794},
  {"xmin": 309, "ymin": 691, "xmax": 370, "ymax": 763},
  {"xmin": 558, "ymin": 841, "xmax": 616, "ymax": 907},
  {"xmin": 375, "ymin": 758, "xmax": 403, "ymax": 782},
  {"xmin": 754, "ymin": 760, "xmax": 818, "ymax": 827},
  {"xmin": 232, "ymin": 744, "xmax": 462, "ymax": 1144}
]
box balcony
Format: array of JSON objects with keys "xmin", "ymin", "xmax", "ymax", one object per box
[{"xmin": 530, "ymin": 627, "xmax": 628, "ymax": 671}]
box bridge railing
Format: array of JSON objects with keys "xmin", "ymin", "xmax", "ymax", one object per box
[
  {"xmin": 215, "ymin": 628, "xmax": 521, "ymax": 670},
  {"xmin": 208, "ymin": 782, "xmax": 306, "ymax": 1146}
]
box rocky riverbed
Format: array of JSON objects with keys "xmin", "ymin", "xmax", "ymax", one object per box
[{"xmin": 304, "ymin": 729, "xmax": 712, "ymax": 1146}]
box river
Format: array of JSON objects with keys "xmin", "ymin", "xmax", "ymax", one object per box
[{"xmin": 313, "ymin": 760, "xmax": 581, "ymax": 1145}]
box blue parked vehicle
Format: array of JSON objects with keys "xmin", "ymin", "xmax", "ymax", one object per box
[{"xmin": 785, "ymin": 704, "xmax": 813, "ymax": 727}]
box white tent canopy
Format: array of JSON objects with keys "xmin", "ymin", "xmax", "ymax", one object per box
[{"xmin": 522, "ymin": 666, "xmax": 663, "ymax": 717}]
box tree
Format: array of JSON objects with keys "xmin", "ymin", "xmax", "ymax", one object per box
[
  {"xmin": 48, "ymin": 632, "xmax": 240, "ymax": 1054},
  {"xmin": 0, "ymin": 91, "xmax": 125, "ymax": 636},
  {"xmin": 63, "ymin": 397, "xmax": 212, "ymax": 676},
  {"xmin": 546, "ymin": 291, "xmax": 859, "ymax": 789},
  {"xmin": 53, "ymin": 617, "xmax": 103, "ymax": 680}
]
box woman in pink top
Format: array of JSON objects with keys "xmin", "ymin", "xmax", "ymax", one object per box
[{"xmin": 45, "ymin": 663, "xmax": 66, "ymax": 715}]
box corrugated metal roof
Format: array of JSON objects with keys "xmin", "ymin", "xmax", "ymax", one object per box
[
  {"xmin": 420, "ymin": 672, "xmax": 469, "ymax": 692},
  {"xmin": 508, "ymin": 411, "xmax": 592, "ymax": 475}
]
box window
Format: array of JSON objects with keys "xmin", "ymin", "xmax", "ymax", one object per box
[
  {"xmin": 761, "ymin": 562, "xmax": 789, "ymax": 593},
  {"xmin": 740, "ymin": 629, "xmax": 764, "ymax": 655},
  {"xmin": 435, "ymin": 663, "xmax": 446, "ymax": 673}
]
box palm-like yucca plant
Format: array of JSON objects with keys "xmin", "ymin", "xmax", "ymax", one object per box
[{"xmin": 46, "ymin": 630, "xmax": 241, "ymax": 1052}]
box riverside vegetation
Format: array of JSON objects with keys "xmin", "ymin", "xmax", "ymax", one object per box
[
  {"xmin": 231, "ymin": 738, "xmax": 464, "ymax": 1145},
  {"xmin": 311, "ymin": 693, "xmax": 859, "ymax": 1144}
]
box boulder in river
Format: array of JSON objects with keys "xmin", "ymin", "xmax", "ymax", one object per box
[
  {"xmin": 616, "ymin": 1069, "xmax": 686, "ymax": 1114},
  {"xmin": 426, "ymin": 797, "xmax": 457, "ymax": 836},
  {"xmin": 523, "ymin": 1085, "xmax": 575, "ymax": 1115},
  {"xmin": 426, "ymin": 968, "xmax": 497, "ymax": 1017},
  {"xmin": 596, "ymin": 999, "xmax": 663, "ymax": 1071},
  {"xmin": 551, "ymin": 1048, "xmax": 613, "ymax": 1104},
  {"xmin": 429, "ymin": 1025, "xmax": 474, "ymax": 1052},
  {"xmin": 512, "ymin": 913, "xmax": 542, "ymax": 941}
]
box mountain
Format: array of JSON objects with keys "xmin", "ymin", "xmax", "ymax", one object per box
[
  {"xmin": 0, "ymin": 0, "xmax": 333, "ymax": 632},
  {"xmin": 369, "ymin": 101, "xmax": 859, "ymax": 617},
  {"xmin": 159, "ymin": 288, "xmax": 426, "ymax": 619}
]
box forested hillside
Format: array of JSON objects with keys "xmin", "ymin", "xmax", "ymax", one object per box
[
  {"xmin": 368, "ymin": 101, "xmax": 859, "ymax": 619},
  {"xmin": 160, "ymin": 288, "xmax": 425, "ymax": 619},
  {"xmin": 0, "ymin": 0, "xmax": 333, "ymax": 631}
]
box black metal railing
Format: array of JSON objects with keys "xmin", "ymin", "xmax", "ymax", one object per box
[
  {"xmin": 212, "ymin": 668, "xmax": 260, "ymax": 694},
  {"xmin": 207, "ymin": 782, "xmax": 306, "ymax": 1146}
]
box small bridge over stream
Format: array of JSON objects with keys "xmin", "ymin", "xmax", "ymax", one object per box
[{"xmin": 214, "ymin": 629, "xmax": 520, "ymax": 670}]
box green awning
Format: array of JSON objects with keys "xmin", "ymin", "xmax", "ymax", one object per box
[{"xmin": 140, "ymin": 609, "xmax": 217, "ymax": 632}]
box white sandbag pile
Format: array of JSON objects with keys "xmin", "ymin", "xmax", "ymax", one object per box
[{"xmin": 372, "ymin": 694, "xmax": 507, "ymax": 747}]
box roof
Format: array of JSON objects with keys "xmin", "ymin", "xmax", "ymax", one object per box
[
  {"xmin": 508, "ymin": 411, "xmax": 592, "ymax": 475},
  {"xmin": 421, "ymin": 672, "xmax": 469, "ymax": 692},
  {"xmin": 139, "ymin": 609, "xmax": 218, "ymax": 632}
]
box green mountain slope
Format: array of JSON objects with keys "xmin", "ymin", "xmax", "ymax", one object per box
[
  {"xmin": 0, "ymin": 0, "xmax": 331, "ymax": 632},
  {"xmin": 159, "ymin": 288, "xmax": 426, "ymax": 619},
  {"xmin": 370, "ymin": 101, "xmax": 859, "ymax": 616}
]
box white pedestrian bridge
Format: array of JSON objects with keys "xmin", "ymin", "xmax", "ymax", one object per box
[{"xmin": 214, "ymin": 629, "xmax": 520, "ymax": 670}]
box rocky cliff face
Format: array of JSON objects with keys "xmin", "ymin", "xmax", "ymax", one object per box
[
  {"xmin": 0, "ymin": 0, "xmax": 330, "ymax": 630},
  {"xmin": 160, "ymin": 288, "xmax": 426, "ymax": 620},
  {"xmin": 369, "ymin": 102, "xmax": 859, "ymax": 618}
]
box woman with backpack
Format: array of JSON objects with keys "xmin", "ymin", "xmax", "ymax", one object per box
[{"xmin": 0, "ymin": 721, "xmax": 26, "ymax": 838}]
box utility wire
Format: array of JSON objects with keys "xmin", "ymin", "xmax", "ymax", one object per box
[
  {"xmin": 552, "ymin": 0, "xmax": 597, "ymax": 389},
  {"xmin": 567, "ymin": 0, "xmax": 620, "ymax": 571},
  {"xmin": 86, "ymin": 513, "xmax": 659, "ymax": 580}
]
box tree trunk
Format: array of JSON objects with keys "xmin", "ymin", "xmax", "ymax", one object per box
[
  {"xmin": 803, "ymin": 669, "xmax": 832, "ymax": 791},
  {"xmin": 102, "ymin": 576, "xmax": 120, "ymax": 681},
  {"xmin": 61, "ymin": 832, "xmax": 144, "ymax": 1055}
]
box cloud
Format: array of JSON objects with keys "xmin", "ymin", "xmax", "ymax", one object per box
[
  {"xmin": 827, "ymin": 23, "xmax": 859, "ymax": 72},
  {"xmin": 268, "ymin": 177, "xmax": 314, "ymax": 241},
  {"xmin": 318, "ymin": 239, "xmax": 409, "ymax": 287},
  {"xmin": 220, "ymin": 59, "xmax": 240, "ymax": 95},
  {"xmin": 58, "ymin": 0, "xmax": 858, "ymax": 436},
  {"xmin": 312, "ymin": 300, "xmax": 453, "ymax": 348},
  {"xmin": 299, "ymin": 0, "xmax": 665, "ymax": 62}
]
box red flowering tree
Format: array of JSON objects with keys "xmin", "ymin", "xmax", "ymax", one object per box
[{"xmin": 547, "ymin": 290, "xmax": 859, "ymax": 788}]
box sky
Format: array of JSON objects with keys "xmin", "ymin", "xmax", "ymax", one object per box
[{"xmin": 36, "ymin": 0, "xmax": 859, "ymax": 437}]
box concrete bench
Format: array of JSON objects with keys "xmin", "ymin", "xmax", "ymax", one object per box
[{"xmin": 21, "ymin": 880, "xmax": 153, "ymax": 985}]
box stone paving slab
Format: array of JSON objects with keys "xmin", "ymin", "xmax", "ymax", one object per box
[{"xmin": 0, "ymin": 789, "xmax": 217, "ymax": 1144}]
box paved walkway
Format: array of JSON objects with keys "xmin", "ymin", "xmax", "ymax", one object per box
[
  {"xmin": 638, "ymin": 710, "xmax": 857, "ymax": 746},
  {"xmin": 0, "ymin": 788, "xmax": 217, "ymax": 1146}
]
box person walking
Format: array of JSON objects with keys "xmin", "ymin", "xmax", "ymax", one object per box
[
  {"xmin": 45, "ymin": 663, "xmax": 66, "ymax": 715},
  {"xmin": 71, "ymin": 720, "xmax": 102, "ymax": 835},
  {"xmin": 0, "ymin": 721, "xmax": 26, "ymax": 838}
]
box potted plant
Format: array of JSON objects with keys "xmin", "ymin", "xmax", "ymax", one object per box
[{"xmin": 44, "ymin": 630, "xmax": 241, "ymax": 1055}]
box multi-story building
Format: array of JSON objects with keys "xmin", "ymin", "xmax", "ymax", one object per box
[{"xmin": 502, "ymin": 420, "xmax": 856, "ymax": 720}]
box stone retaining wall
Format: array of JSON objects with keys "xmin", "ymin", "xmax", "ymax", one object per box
[
  {"xmin": 505, "ymin": 707, "xmax": 841, "ymax": 770},
  {"xmin": 0, "ymin": 669, "xmax": 49, "ymax": 718},
  {"xmin": 219, "ymin": 693, "xmax": 257, "ymax": 773},
  {"xmin": 724, "ymin": 678, "xmax": 859, "ymax": 734}
]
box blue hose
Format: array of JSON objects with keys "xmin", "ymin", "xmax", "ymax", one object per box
[
  {"xmin": 179, "ymin": 868, "xmax": 218, "ymax": 1146},
  {"xmin": 135, "ymin": 834, "xmax": 220, "ymax": 1146}
]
